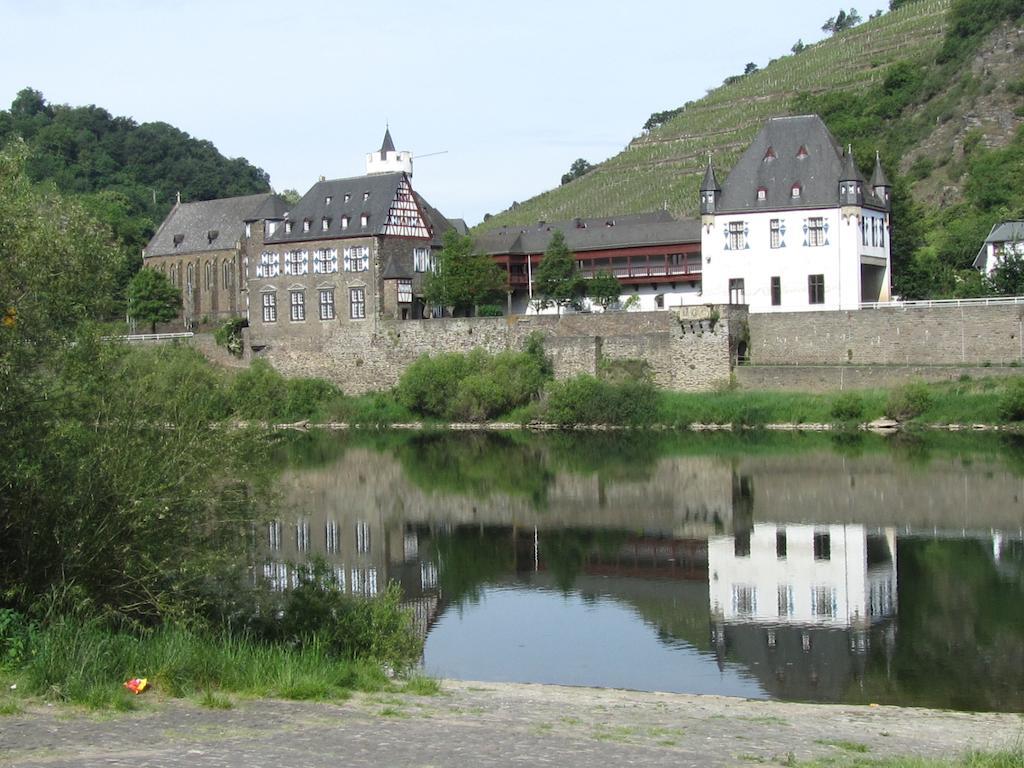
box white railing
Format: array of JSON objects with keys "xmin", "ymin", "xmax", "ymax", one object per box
[
  {"xmin": 102, "ymin": 332, "xmax": 195, "ymax": 343},
  {"xmin": 860, "ymin": 296, "xmax": 1024, "ymax": 310}
]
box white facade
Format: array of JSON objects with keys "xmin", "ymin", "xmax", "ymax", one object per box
[
  {"xmin": 708, "ymin": 523, "xmax": 897, "ymax": 628},
  {"xmin": 510, "ymin": 282, "xmax": 703, "ymax": 315},
  {"xmin": 699, "ymin": 207, "xmax": 891, "ymax": 313},
  {"xmin": 366, "ymin": 148, "xmax": 413, "ymax": 177}
]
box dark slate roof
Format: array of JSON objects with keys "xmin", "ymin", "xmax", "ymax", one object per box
[
  {"xmin": 475, "ymin": 211, "xmax": 698, "ymax": 256},
  {"xmin": 870, "ymin": 152, "xmax": 890, "ymax": 189},
  {"xmin": 839, "ymin": 146, "xmax": 864, "ymax": 183},
  {"xmin": 718, "ymin": 115, "xmax": 886, "ymax": 213},
  {"xmin": 380, "ymin": 127, "xmax": 395, "ymax": 157},
  {"xmin": 248, "ymin": 194, "xmax": 290, "ymax": 221},
  {"xmin": 985, "ymin": 220, "xmax": 1024, "ymax": 243},
  {"xmin": 447, "ymin": 218, "xmax": 469, "ymax": 236},
  {"xmin": 415, "ymin": 192, "xmax": 454, "ymax": 248},
  {"xmin": 265, "ymin": 172, "xmax": 431, "ymax": 245},
  {"xmin": 145, "ymin": 192, "xmax": 286, "ymax": 257},
  {"xmin": 700, "ymin": 157, "xmax": 721, "ymax": 192}
]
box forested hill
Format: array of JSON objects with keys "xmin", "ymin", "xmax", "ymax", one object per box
[
  {"xmin": 479, "ymin": 0, "xmax": 1024, "ymax": 299},
  {"xmin": 0, "ymin": 88, "xmax": 271, "ymax": 257}
]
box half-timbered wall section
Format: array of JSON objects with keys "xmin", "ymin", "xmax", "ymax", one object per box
[{"xmin": 382, "ymin": 177, "xmax": 430, "ymax": 238}]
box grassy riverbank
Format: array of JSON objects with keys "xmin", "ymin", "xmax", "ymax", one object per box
[{"xmin": 196, "ymin": 342, "xmax": 1024, "ymax": 429}]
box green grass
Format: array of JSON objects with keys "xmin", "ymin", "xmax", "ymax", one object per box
[
  {"xmin": 401, "ymin": 675, "xmax": 442, "ymax": 696},
  {"xmin": 817, "ymin": 739, "xmax": 871, "ymax": 753},
  {"xmin": 800, "ymin": 749, "xmax": 1024, "ymax": 767},
  {"xmin": 6, "ymin": 620, "xmax": 395, "ymax": 709},
  {"xmin": 0, "ymin": 699, "xmax": 23, "ymax": 715}
]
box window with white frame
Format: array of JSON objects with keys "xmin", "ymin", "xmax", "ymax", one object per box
[
  {"xmin": 313, "ymin": 248, "xmax": 338, "ymax": 274},
  {"xmin": 807, "ymin": 217, "xmax": 826, "ymax": 247},
  {"xmin": 302, "ymin": 219, "xmax": 311, "ymax": 233},
  {"xmin": 295, "ymin": 519, "xmax": 310, "ymax": 552},
  {"xmin": 727, "ymin": 221, "xmax": 745, "ymax": 250},
  {"xmin": 778, "ymin": 584, "xmax": 795, "ymax": 617},
  {"xmin": 261, "ymin": 291, "xmax": 277, "ymax": 322},
  {"xmin": 398, "ymin": 279, "xmax": 412, "ymax": 303},
  {"xmin": 791, "ymin": 183, "xmax": 802, "ymax": 198},
  {"xmin": 732, "ymin": 585, "xmax": 756, "ymax": 617},
  {"xmin": 325, "ymin": 520, "xmax": 340, "ymax": 554},
  {"xmin": 285, "ymin": 221, "xmax": 293, "ymax": 234},
  {"xmin": 321, "ymin": 217, "xmax": 330, "ymax": 231},
  {"xmin": 341, "ymin": 216, "xmax": 349, "ymax": 230},
  {"xmin": 356, "ymin": 521, "xmax": 370, "ymax": 553},
  {"xmin": 319, "ymin": 288, "xmax": 335, "ymax": 320},
  {"xmin": 343, "ymin": 246, "xmax": 369, "ymax": 272},
  {"xmin": 811, "ymin": 586, "xmax": 837, "ymax": 618},
  {"xmin": 770, "ymin": 219, "xmax": 782, "ymax": 249},
  {"xmin": 862, "ymin": 217, "xmax": 869, "ymax": 247},
  {"xmin": 413, "ymin": 247, "xmax": 432, "ymax": 272},
  {"xmin": 350, "ymin": 287, "xmax": 366, "ymax": 319},
  {"xmin": 360, "ymin": 214, "xmax": 368, "ymax": 228},
  {"xmin": 284, "ymin": 249, "xmax": 308, "ymax": 276},
  {"xmin": 257, "ymin": 251, "xmax": 280, "ymax": 278},
  {"xmin": 289, "ymin": 290, "xmax": 305, "ymax": 321}
]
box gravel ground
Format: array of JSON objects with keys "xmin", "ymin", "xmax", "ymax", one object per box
[{"xmin": 1, "ymin": 680, "xmax": 1021, "ymax": 768}]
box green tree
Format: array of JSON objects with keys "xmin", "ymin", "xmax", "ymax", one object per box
[
  {"xmin": 422, "ymin": 229, "xmax": 505, "ymax": 316},
  {"xmin": 586, "ymin": 270, "xmax": 622, "ymax": 310},
  {"xmin": 534, "ymin": 231, "xmax": 586, "ymax": 314},
  {"xmin": 988, "ymin": 247, "xmax": 1024, "ymax": 295},
  {"xmin": 127, "ymin": 267, "xmax": 181, "ymax": 332},
  {"xmin": 560, "ymin": 158, "xmax": 593, "ymax": 186},
  {"xmin": 822, "ymin": 7, "xmax": 862, "ymax": 33}
]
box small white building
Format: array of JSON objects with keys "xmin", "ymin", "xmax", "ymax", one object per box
[
  {"xmin": 699, "ymin": 115, "xmax": 892, "ymax": 312},
  {"xmin": 973, "ymin": 220, "xmax": 1024, "ymax": 275}
]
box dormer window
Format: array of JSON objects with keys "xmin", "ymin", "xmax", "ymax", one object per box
[
  {"xmin": 303, "ymin": 219, "xmax": 311, "ymax": 233},
  {"xmin": 791, "ymin": 184, "xmax": 802, "ymax": 199},
  {"xmin": 344, "ymin": 194, "xmax": 350, "ymax": 203},
  {"xmin": 757, "ymin": 187, "xmax": 767, "ymax": 201},
  {"xmin": 207, "ymin": 229, "xmax": 219, "ymax": 244},
  {"xmin": 324, "ymin": 195, "xmax": 332, "ymax": 205},
  {"xmin": 321, "ymin": 217, "xmax": 330, "ymax": 231},
  {"xmin": 363, "ymin": 191, "xmax": 369, "ymax": 201},
  {"xmin": 341, "ymin": 216, "xmax": 349, "ymax": 230},
  {"xmin": 173, "ymin": 234, "xmax": 184, "ymax": 247},
  {"xmin": 285, "ymin": 221, "xmax": 293, "ymax": 234},
  {"xmin": 360, "ymin": 214, "xmax": 368, "ymax": 227},
  {"xmin": 797, "ymin": 145, "xmax": 809, "ymax": 159},
  {"xmin": 763, "ymin": 147, "xmax": 776, "ymax": 162}
]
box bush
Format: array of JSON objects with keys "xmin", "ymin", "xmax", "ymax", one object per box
[
  {"xmin": 477, "ymin": 304, "xmax": 503, "ymax": 317},
  {"xmin": 544, "ymin": 375, "xmax": 660, "ymax": 426},
  {"xmin": 830, "ymin": 392, "xmax": 866, "ymax": 420},
  {"xmin": 396, "ymin": 349, "xmax": 547, "ymax": 422},
  {"xmin": 885, "ymin": 381, "xmax": 934, "ymax": 420},
  {"xmin": 214, "ymin": 318, "xmax": 246, "ymax": 357},
  {"xmin": 229, "ymin": 359, "xmax": 288, "ymax": 420},
  {"xmin": 997, "ymin": 378, "xmax": 1024, "ymax": 421}
]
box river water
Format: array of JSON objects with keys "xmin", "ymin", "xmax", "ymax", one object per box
[{"xmin": 261, "ymin": 431, "xmax": 1024, "ymax": 712}]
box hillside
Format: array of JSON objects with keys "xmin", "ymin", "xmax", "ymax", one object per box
[
  {"xmin": 0, "ymin": 88, "xmax": 271, "ymax": 256},
  {"xmin": 480, "ymin": 0, "xmax": 954, "ymax": 230},
  {"xmin": 478, "ymin": 0, "xmax": 1024, "ymax": 299}
]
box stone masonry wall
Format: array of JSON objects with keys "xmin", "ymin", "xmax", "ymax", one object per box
[
  {"xmin": 749, "ymin": 304, "xmax": 1024, "ymax": 366},
  {"xmin": 250, "ymin": 307, "xmax": 741, "ymax": 394},
  {"xmin": 735, "ymin": 364, "xmax": 1024, "ymax": 393}
]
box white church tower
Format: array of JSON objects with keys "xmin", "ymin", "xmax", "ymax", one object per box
[{"xmin": 365, "ymin": 127, "xmax": 413, "ymax": 177}]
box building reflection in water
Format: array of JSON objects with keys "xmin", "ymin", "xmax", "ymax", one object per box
[{"xmin": 708, "ymin": 524, "xmax": 898, "ymax": 701}]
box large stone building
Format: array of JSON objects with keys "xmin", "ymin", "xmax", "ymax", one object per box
[
  {"xmin": 142, "ymin": 192, "xmax": 289, "ymax": 328},
  {"xmin": 472, "ymin": 115, "xmax": 893, "ymax": 315},
  {"xmin": 142, "ymin": 130, "xmax": 453, "ymax": 333},
  {"xmin": 699, "ymin": 115, "xmax": 892, "ymax": 312}
]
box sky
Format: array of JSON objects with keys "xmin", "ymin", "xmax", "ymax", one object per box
[{"xmin": 0, "ymin": 0, "xmax": 855, "ymax": 225}]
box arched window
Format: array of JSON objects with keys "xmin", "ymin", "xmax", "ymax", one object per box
[
  {"xmin": 223, "ymin": 260, "xmax": 233, "ymax": 290},
  {"xmin": 205, "ymin": 261, "xmax": 213, "ymax": 291},
  {"xmin": 186, "ymin": 263, "xmax": 194, "ymax": 292}
]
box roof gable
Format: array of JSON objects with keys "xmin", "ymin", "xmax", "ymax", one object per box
[{"xmin": 145, "ymin": 192, "xmax": 286, "ymax": 257}]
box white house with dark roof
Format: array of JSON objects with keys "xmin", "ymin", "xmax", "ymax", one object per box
[
  {"xmin": 974, "ymin": 221, "xmax": 1024, "ymax": 275},
  {"xmin": 699, "ymin": 115, "xmax": 892, "ymax": 312}
]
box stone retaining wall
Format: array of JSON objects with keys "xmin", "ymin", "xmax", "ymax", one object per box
[
  {"xmin": 749, "ymin": 304, "xmax": 1024, "ymax": 366},
  {"xmin": 735, "ymin": 363, "xmax": 1024, "ymax": 392},
  {"xmin": 246, "ymin": 307, "xmax": 743, "ymax": 394}
]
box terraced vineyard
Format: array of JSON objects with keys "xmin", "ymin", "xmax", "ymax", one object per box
[{"xmin": 480, "ymin": 0, "xmax": 951, "ymax": 229}]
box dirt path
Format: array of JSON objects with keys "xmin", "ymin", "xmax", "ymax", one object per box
[{"xmin": 1, "ymin": 681, "xmax": 1021, "ymax": 767}]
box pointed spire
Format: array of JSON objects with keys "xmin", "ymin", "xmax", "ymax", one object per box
[
  {"xmin": 870, "ymin": 150, "xmax": 890, "ymax": 189},
  {"xmin": 700, "ymin": 154, "xmax": 721, "ymax": 192},
  {"xmin": 380, "ymin": 126, "xmax": 395, "ymax": 159},
  {"xmin": 839, "ymin": 144, "xmax": 863, "ymax": 183}
]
